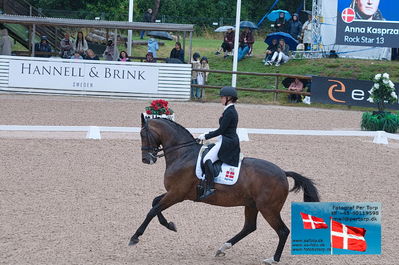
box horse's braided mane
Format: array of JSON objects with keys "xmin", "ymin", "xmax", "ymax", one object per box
[{"xmin": 152, "ymin": 118, "xmax": 195, "ymax": 140}]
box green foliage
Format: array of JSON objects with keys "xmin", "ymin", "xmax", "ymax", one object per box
[{"xmin": 361, "ymin": 112, "xmax": 399, "ymax": 133}]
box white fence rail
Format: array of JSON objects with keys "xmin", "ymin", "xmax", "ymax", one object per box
[{"xmin": 0, "ymin": 125, "xmax": 398, "ymax": 145}]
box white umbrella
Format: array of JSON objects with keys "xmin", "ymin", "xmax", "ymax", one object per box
[{"xmin": 214, "ymin": 26, "xmax": 235, "ymax": 32}]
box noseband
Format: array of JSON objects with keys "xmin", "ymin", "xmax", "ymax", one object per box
[{"xmin": 141, "ymin": 121, "xmax": 197, "ymax": 159}]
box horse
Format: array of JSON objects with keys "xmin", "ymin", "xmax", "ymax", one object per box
[{"xmin": 129, "ymin": 115, "xmax": 320, "ymax": 264}]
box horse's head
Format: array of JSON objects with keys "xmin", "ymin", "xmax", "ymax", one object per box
[{"xmin": 140, "ymin": 114, "xmax": 162, "ymax": 164}]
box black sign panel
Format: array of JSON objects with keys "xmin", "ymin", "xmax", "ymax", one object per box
[
  {"xmin": 311, "ymin": 76, "xmax": 399, "ymax": 110},
  {"xmin": 336, "ymin": 0, "xmax": 399, "ymax": 48}
]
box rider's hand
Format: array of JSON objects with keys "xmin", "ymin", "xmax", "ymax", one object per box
[{"xmin": 198, "ymin": 133, "xmax": 206, "ymax": 141}]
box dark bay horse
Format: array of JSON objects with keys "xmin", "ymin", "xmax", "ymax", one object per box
[{"xmin": 129, "ymin": 115, "xmax": 320, "ymax": 264}]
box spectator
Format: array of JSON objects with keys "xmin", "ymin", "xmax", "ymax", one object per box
[
  {"xmin": 84, "ymin": 49, "xmax": 99, "ymax": 60},
  {"xmin": 147, "ymin": 38, "xmax": 159, "ymax": 58},
  {"xmin": 239, "ymin": 27, "xmax": 255, "ymax": 56},
  {"xmin": 103, "ymin": 39, "xmax": 119, "ymax": 61},
  {"xmin": 0, "ymin": 29, "xmax": 12, "ymax": 55},
  {"xmin": 145, "ymin": 52, "xmax": 156, "ymax": 62},
  {"xmin": 287, "ymin": 13, "xmax": 302, "ymax": 40},
  {"xmin": 266, "ymin": 39, "xmax": 290, "ymax": 67},
  {"xmin": 196, "ymin": 56, "xmax": 209, "ymax": 99},
  {"xmin": 60, "ymin": 33, "xmax": 74, "ymax": 58},
  {"xmin": 191, "ymin": 52, "xmax": 201, "ymax": 99},
  {"xmin": 75, "ymin": 31, "xmax": 88, "ymax": 56},
  {"xmin": 302, "ymin": 14, "xmax": 313, "ymax": 51},
  {"xmin": 288, "ymin": 78, "xmax": 304, "ymax": 103},
  {"xmin": 221, "ymin": 28, "xmax": 235, "ymax": 58},
  {"xmin": 140, "ymin": 8, "xmax": 154, "ymax": 39},
  {"xmin": 274, "ymin": 12, "xmax": 287, "ymax": 32},
  {"xmin": 34, "ymin": 36, "xmax": 52, "ymax": 57},
  {"xmin": 70, "ymin": 52, "xmax": 83, "ymax": 59},
  {"xmin": 263, "ymin": 38, "xmax": 278, "ymax": 64},
  {"xmin": 169, "ymin": 42, "xmax": 184, "ymax": 63},
  {"xmin": 118, "ymin": 51, "xmax": 131, "ymax": 62}
]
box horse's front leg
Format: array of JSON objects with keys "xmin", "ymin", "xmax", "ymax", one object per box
[
  {"xmin": 129, "ymin": 192, "xmax": 181, "ymax": 246},
  {"xmin": 152, "ymin": 194, "xmax": 177, "ymax": 232}
]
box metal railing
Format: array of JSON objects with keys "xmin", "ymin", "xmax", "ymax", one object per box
[{"xmin": 192, "ymin": 69, "xmax": 311, "ymax": 101}]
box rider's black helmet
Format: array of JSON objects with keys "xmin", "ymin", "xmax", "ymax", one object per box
[{"xmin": 219, "ymin": 86, "xmax": 238, "ymax": 98}]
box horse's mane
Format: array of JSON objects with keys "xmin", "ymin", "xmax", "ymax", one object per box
[{"xmin": 151, "ymin": 118, "xmax": 195, "ymax": 140}]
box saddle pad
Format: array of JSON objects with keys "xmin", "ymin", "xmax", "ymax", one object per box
[{"xmin": 195, "ymin": 145, "xmax": 243, "ymax": 185}]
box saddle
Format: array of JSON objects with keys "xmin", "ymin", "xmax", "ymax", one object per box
[{"xmin": 200, "ymin": 144, "xmax": 223, "ymax": 177}]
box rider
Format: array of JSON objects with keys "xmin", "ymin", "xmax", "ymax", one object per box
[{"xmin": 197, "ymin": 86, "xmax": 240, "ymax": 200}]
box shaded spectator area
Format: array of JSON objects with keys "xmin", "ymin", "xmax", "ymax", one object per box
[{"xmin": 0, "ymin": 14, "xmax": 194, "ymax": 61}]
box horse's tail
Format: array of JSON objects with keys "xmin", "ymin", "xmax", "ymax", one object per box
[{"xmin": 285, "ymin": 171, "xmax": 320, "ymax": 202}]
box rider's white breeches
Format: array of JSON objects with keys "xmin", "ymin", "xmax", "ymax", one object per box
[{"xmin": 203, "ymin": 136, "xmax": 222, "ymax": 163}]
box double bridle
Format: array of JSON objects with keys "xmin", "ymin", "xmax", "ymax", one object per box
[{"xmin": 141, "ymin": 122, "xmax": 197, "ymax": 159}]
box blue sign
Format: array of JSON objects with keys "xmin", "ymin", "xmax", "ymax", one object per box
[{"xmin": 291, "ymin": 202, "xmax": 381, "ymax": 255}]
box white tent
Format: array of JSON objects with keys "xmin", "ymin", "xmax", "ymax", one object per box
[{"xmin": 319, "ymin": 0, "xmax": 391, "ymax": 60}]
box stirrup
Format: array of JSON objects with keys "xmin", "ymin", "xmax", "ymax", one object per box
[{"xmin": 199, "ymin": 187, "xmax": 215, "ymax": 200}]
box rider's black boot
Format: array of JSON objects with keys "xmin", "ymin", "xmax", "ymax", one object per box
[{"xmin": 199, "ymin": 159, "xmax": 216, "ymax": 200}]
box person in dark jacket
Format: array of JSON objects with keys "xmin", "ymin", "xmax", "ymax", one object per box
[
  {"xmin": 263, "ymin": 38, "xmax": 278, "ymax": 64},
  {"xmin": 35, "ymin": 36, "xmax": 52, "ymax": 57},
  {"xmin": 239, "ymin": 27, "xmax": 255, "ymax": 56},
  {"xmin": 169, "ymin": 42, "xmax": 184, "ymax": 63},
  {"xmin": 287, "ymin": 13, "xmax": 302, "ymax": 40},
  {"xmin": 221, "ymin": 28, "xmax": 235, "ymax": 58},
  {"xmin": 274, "ymin": 12, "xmax": 287, "ymax": 32},
  {"xmin": 197, "ymin": 86, "xmax": 240, "ymax": 200},
  {"xmin": 140, "ymin": 8, "xmax": 154, "ymax": 39}
]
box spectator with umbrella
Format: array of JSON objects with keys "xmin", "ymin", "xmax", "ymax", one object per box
[
  {"xmin": 239, "ymin": 27, "xmax": 255, "ymax": 56},
  {"xmin": 221, "ymin": 27, "xmax": 235, "ymax": 58},
  {"xmin": 266, "ymin": 39, "xmax": 290, "ymax": 67},
  {"xmin": 282, "ymin": 77, "xmax": 309, "ymax": 103},
  {"xmin": 274, "ymin": 12, "xmax": 288, "ymax": 32},
  {"xmin": 287, "ymin": 13, "xmax": 302, "ymax": 41},
  {"xmin": 263, "ymin": 38, "xmax": 278, "ymax": 65}
]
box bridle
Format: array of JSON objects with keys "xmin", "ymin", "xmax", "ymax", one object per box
[{"xmin": 141, "ymin": 121, "xmax": 197, "ymax": 160}]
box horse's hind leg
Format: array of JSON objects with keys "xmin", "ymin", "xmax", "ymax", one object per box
[
  {"xmin": 152, "ymin": 194, "xmax": 177, "ymax": 232},
  {"xmin": 215, "ymin": 206, "xmax": 258, "ymax": 257},
  {"xmin": 259, "ymin": 209, "xmax": 290, "ymax": 264}
]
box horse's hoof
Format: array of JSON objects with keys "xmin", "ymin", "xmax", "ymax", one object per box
[
  {"xmin": 215, "ymin": 250, "xmax": 226, "ymax": 257},
  {"xmin": 128, "ymin": 238, "xmax": 139, "ymax": 246},
  {"xmin": 168, "ymin": 222, "xmax": 177, "ymax": 232},
  {"xmin": 262, "ymin": 257, "xmax": 278, "ymax": 264}
]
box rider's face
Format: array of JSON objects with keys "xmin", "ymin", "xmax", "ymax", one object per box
[
  {"xmin": 357, "ymin": 0, "xmax": 380, "ymax": 17},
  {"xmin": 220, "ymin": 96, "xmax": 228, "ymax": 105}
]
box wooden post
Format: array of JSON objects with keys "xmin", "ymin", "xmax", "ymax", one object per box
[
  {"xmin": 114, "ymin": 28, "xmax": 118, "ymax": 60},
  {"xmin": 188, "ymin": 31, "xmax": 192, "ymax": 64},
  {"xmin": 31, "ymin": 24, "xmax": 36, "ymax": 57},
  {"xmin": 274, "ymin": 75, "xmax": 279, "ymax": 101}
]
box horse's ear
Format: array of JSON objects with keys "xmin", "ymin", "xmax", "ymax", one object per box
[{"xmin": 141, "ymin": 113, "xmax": 146, "ymax": 127}]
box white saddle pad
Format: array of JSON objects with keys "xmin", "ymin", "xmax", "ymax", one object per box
[{"xmin": 195, "ymin": 145, "xmax": 243, "ymax": 185}]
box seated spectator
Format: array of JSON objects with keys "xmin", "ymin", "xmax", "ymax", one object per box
[
  {"xmin": 266, "ymin": 39, "xmax": 290, "ymax": 66},
  {"xmin": 75, "ymin": 31, "xmax": 88, "ymax": 56},
  {"xmin": 169, "ymin": 42, "xmax": 184, "ymax": 63},
  {"xmin": 35, "ymin": 36, "xmax": 52, "ymax": 57},
  {"xmin": 145, "ymin": 52, "xmax": 156, "ymax": 63},
  {"xmin": 263, "ymin": 38, "xmax": 278, "ymax": 64},
  {"xmin": 118, "ymin": 51, "xmax": 131, "ymax": 62},
  {"xmin": 103, "ymin": 39, "xmax": 119, "ymax": 61},
  {"xmin": 288, "ymin": 78, "xmax": 304, "ymax": 103},
  {"xmin": 0, "ymin": 29, "xmax": 13, "ymax": 56},
  {"xmin": 70, "ymin": 52, "xmax": 83, "ymax": 59},
  {"xmin": 147, "ymin": 38, "xmax": 159, "ymax": 58},
  {"xmin": 239, "ymin": 27, "xmax": 254, "ymax": 56},
  {"xmin": 60, "ymin": 33, "xmax": 74, "ymax": 58},
  {"xmin": 221, "ymin": 28, "xmax": 234, "ymax": 58},
  {"xmin": 84, "ymin": 49, "xmax": 99, "ymax": 60}
]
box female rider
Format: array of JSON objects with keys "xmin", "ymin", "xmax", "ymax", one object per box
[{"xmin": 197, "ymin": 86, "xmax": 240, "ymax": 200}]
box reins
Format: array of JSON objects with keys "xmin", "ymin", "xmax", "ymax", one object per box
[{"xmin": 141, "ymin": 121, "xmax": 198, "ymax": 159}]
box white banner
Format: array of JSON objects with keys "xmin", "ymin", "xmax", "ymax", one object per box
[{"xmin": 9, "ymin": 59, "xmax": 159, "ymax": 93}]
